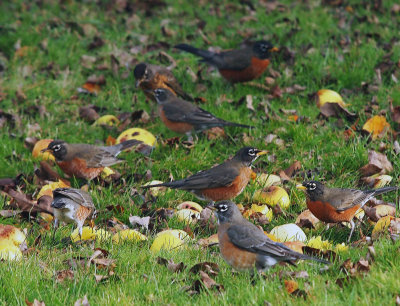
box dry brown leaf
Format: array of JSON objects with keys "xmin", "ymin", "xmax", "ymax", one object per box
[
  {"xmin": 320, "ymin": 102, "xmax": 356, "ymax": 119},
  {"xmin": 284, "ymin": 161, "xmax": 301, "ymax": 178},
  {"xmin": 74, "ymin": 295, "xmax": 90, "ymax": 306},
  {"xmin": 204, "ymin": 127, "xmax": 226, "ymax": 140},
  {"xmin": 283, "ymin": 241, "xmax": 305, "ymax": 254},
  {"xmin": 79, "ymin": 105, "xmax": 100, "ymax": 122},
  {"xmin": 25, "ymin": 299, "xmax": 46, "ymax": 306},
  {"xmin": 363, "ymin": 205, "xmax": 396, "ymax": 222},
  {"xmin": 246, "ymin": 95, "xmax": 255, "ymax": 112},
  {"xmin": 189, "ymin": 262, "xmax": 219, "ymax": 276},
  {"xmin": 198, "ymin": 234, "xmax": 219, "ymax": 247},
  {"xmin": 284, "ymin": 279, "xmax": 299, "ymax": 294},
  {"xmin": 362, "ymin": 115, "xmax": 391, "ymax": 140},
  {"xmin": 295, "ymin": 210, "xmax": 321, "ymax": 229},
  {"xmin": 55, "ymin": 270, "xmax": 74, "ymax": 283},
  {"xmin": 156, "ymin": 257, "xmax": 186, "ymax": 273},
  {"xmin": 359, "ymin": 150, "xmax": 393, "ymax": 176}
]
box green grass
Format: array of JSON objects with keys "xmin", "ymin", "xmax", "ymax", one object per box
[{"xmin": 1, "ymin": 0, "xmax": 400, "ymax": 304}]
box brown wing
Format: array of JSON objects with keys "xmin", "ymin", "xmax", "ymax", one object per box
[
  {"xmin": 53, "ymin": 188, "xmax": 94, "ymax": 208},
  {"xmin": 162, "ymin": 160, "xmax": 240, "ymax": 190},
  {"xmin": 323, "ymin": 188, "xmax": 375, "ymax": 211},
  {"xmin": 68, "ymin": 144, "xmax": 123, "ymax": 168},
  {"xmin": 162, "ymin": 99, "xmax": 225, "ymax": 128},
  {"xmin": 227, "ymin": 223, "xmax": 306, "ymax": 260},
  {"xmin": 211, "ymin": 47, "xmax": 252, "ymax": 70}
]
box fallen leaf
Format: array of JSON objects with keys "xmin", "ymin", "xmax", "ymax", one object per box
[
  {"xmin": 189, "ymin": 262, "xmax": 219, "ymax": 276},
  {"xmin": 25, "ymin": 299, "xmax": 46, "ymax": 306},
  {"xmin": 55, "ymin": 270, "xmax": 74, "ymax": 283},
  {"xmin": 283, "ymin": 160, "xmax": 301, "ymax": 178},
  {"xmin": 79, "ymin": 105, "xmax": 100, "ymax": 122},
  {"xmin": 295, "ymin": 210, "xmax": 321, "ymax": 229},
  {"xmin": 77, "ymin": 82, "xmax": 101, "ymax": 95},
  {"xmin": 363, "ymin": 205, "xmax": 396, "ymax": 222},
  {"xmin": 156, "ymin": 257, "xmax": 186, "ymax": 273},
  {"xmin": 246, "ymin": 95, "xmax": 255, "ymax": 111},
  {"xmin": 198, "ymin": 234, "xmax": 219, "ymax": 247},
  {"xmin": 362, "ymin": 115, "xmax": 391, "ymax": 140},
  {"xmin": 74, "ymin": 295, "xmax": 90, "ymax": 306},
  {"xmin": 319, "ymin": 102, "xmax": 356, "ymax": 119},
  {"xmin": 129, "ymin": 215, "xmax": 150, "ymax": 230},
  {"xmin": 284, "ymin": 279, "xmax": 299, "ymax": 294},
  {"xmin": 359, "ymin": 150, "xmax": 393, "ymax": 176}
]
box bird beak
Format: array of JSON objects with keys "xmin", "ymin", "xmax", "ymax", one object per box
[
  {"xmin": 296, "ymin": 184, "xmax": 307, "ymax": 190},
  {"xmin": 135, "ymin": 79, "xmax": 142, "ymax": 88},
  {"xmin": 40, "ymin": 147, "xmax": 51, "ymax": 153},
  {"xmin": 256, "ymin": 150, "xmax": 267, "ymax": 156},
  {"xmin": 206, "ymin": 203, "xmax": 216, "ymax": 211},
  {"xmin": 270, "ymin": 47, "xmax": 279, "ymax": 52}
]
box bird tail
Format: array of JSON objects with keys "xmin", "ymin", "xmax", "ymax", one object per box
[
  {"xmin": 220, "ymin": 121, "xmax": 254, "ymax": 129},
  {"xmin": 174, "ymin": 44, "xmax": 214, "ymax": 61},
  {"xmin": 118, "ymin": 139, "xmax": 142, "ymax": 151},
  {"xmin": 372, "ymin": 186, "xmax": 398, "ymax": 196},
  {"xmin": 301, "ymin": 254, "xmax": 330, "ymax": 265}
]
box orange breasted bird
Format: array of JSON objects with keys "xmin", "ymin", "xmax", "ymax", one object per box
[
  {"xmin": 174, "ymin": 40, "xmax": 278, "ymax": 83},
  {"xmin": 42, "ymin": 139, "xmax": 141, "ymax": 180},
  {"xmin": 210, "ymin": 201, "xmax": 329, "ymax": 271},
  {"xmin": 142, "ymin": 147, "xmax": 266, "ymax": 203},
  {"xmin": 152, "ymin": 88, "xmax": 253, "ymax": 140},
  {"xmin": 297, "ymin": 181, "xmax": 398, "ymax": 242},
  {"xmin": 134, "ymin": 62, "xmax": 193, "ymax": 101},
  {"xmin": 51, "ymin": 188, "xmax": 96, "ymax": 236}
]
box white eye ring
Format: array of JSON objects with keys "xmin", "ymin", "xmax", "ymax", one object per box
[
  {"xmin": 219, "ymin": 205, "xmax": 228, "ymax": 212},
  {"xmin": 309, "ymin": 183, "xmax": 316, "ymax": 190},
  {"xmin": 53, "ymin": 144, "xmax": 61, "ymax": 152},
  {"xmin": 248, "ymin": 149, "xmax": 255, "ymax": 156}
]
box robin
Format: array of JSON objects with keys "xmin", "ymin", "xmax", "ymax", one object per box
[
  {"xmin": 209, "ymin": 201, "xmax": 328, "ymax": 272},
  {"xmin": 297, "ymin": 181, "xmax": 398, "ymax": 242},
  {"xmin": 134, "ymin": 62, "xmax": 193, "ymax": 101},
  {"xmin": 152, "ymin": 88, "xmax": 253, "ymax": 140},
  {"xmin": 51, "ymin": 188, "xmax": 96, "ymax": 237},
  {"xmin": 142, "ymin": 147, "xmax": 266, "ymax": 202},
  {"xmin": 41, "ymin": 139, "xmax": 141, "ymax": 180},
  {"xmin": 174, "ymin": 40, "xmax": 279, "ymax": 83}
]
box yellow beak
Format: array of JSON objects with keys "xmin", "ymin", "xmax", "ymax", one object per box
[
  {"xmin": 270, "ymin": 47, "xmax": 279, "ymax": 52},
  {"xmin": 40, "ymin": 148, "xmax": 51, "ymax": 153},
  {"xmin": 256, "ymin": 150, "xmax": 268, "ymax": 156},
  {"xmin": 296, "ymin": 184, "xmax": 307, "ymax": 190}
]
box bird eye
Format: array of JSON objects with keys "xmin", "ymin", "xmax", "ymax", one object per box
[
  {"xmin": 53, "ymin": 144, "xmax": 61, "ymax": 152},
  {"xmin": 248, "ymin": 149, "xmax": 255, "ymax": 156},
  {"xmin": 308, "ymin": 183, "xmax": 316, "ymax": 190},
  {"xmin": 218, "ymin": 204, "xmax": 228, "ymax": 212}
]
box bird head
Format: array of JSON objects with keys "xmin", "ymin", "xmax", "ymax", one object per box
[
  {"xmin": 208, "ymin": 201, "xmax": 243, "ymax": 224},
  {"xmin": 134, "ymin": 63, "xmax": 152, "ymax": 87},
  {"xmin": 296, "ymin": 180, "xmax": 325, "ymax": 200},
  {"xmin": 253, "ymin": 40, "xmax": 279, "ymax": 59},
  {"xmin": 234, "ymin": 147, "xmax": 267, "ymax": 166},
  {"xmin": 41, "ymin": 140, "xmax": 67, "ymax": 161}
]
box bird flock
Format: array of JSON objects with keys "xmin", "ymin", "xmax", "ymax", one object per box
[{"xmin": 38, "ymin": 40, "xmax": 397, "ymax": 273}]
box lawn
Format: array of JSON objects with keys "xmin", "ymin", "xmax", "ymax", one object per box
[{"xmin": 1, "ymin": 0, "xmax": 400, "ymax": 304}]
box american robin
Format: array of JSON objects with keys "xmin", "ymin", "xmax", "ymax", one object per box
[
  {"xmin": 297, "ymin": 181, "xmax": 398, "ymax": 242},
  {"xmin": 51, "ymin": 188, "xmax": 96, "ymax": 236},
  {"xmin": 134, "ymin": 62, "xmax": 193, "ymax": 101},
  {"xmin": 142, "ymin": 147, "xmax": 266, "ymax": 202},
  {"xmin": 174, "ymin": 41, "xmax": 278, "ymax": 83},
  {"xmin": 209, "ymin": 201, "xmax": 328, "ymax": 272},
  {"xmin": 152, "ymin": 88, "xmax": 253, "ymax": 140},
  {"xmin": 41, "ymin": 139, "xmax": 141, "ymax": 180}
]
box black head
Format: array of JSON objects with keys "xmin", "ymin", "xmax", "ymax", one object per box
[
  {"xmin": 43, "ymin": 140, "xmax": 67, "ymax": 161},
  {"xmin": 133, "ymin": 63, "xmax": 148, "ymax": 80},
  {"xmin": 297, "ymin": 180, "xmax": 325, "ymax": 201},
  {"xmin": 253, "ymin": 40, "xmax": 278, "ymax": 59},
  {"xmin": 153, "ymin": 88, "xmax": 174, "ymax": 104},
  {"xmin": 234, "ymin": 147, "xmax": 267, "ymax": 166},
  {"xmin": 209, "ymin": 201, "xmax": 241, "ymax": 224}
]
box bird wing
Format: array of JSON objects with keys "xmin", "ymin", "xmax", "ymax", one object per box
[
  {"xmin": 164, "ymin": 161, "xmax": 240, "ymax": 190},
  {"xmin": 227, "ymin": 223, "xmax": 303, "ymax": 259},
  {"xmin": 323, "ymin": 188, "xmax": 374, "ymax": 211},
  {"xmin": 53, "ymin": 188, "xmax": 94, "ymax": 208},
  {"xmin": 85, "ymin": 149, "xmax": 123, "ymax": 168},
  {"xmin": 162, "ymin": 100, "xmax": 224, "ymax": 127},
  {"xmin": 211, "ymin": 48, "xmax": 252, "ymax": 70}
]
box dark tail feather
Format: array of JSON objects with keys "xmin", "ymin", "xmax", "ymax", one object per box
[
  {"xmin": 301, "ymin": 253, "xmax": 330, "ymax": 265},
  {"xmin": 221, "ymin": 121, "xmax": 254, "ymax": 129},
  {"xmin": 372, "ymin": 186, "xmax": 398, "ymax": 196},
  {"xmin": 118, "ymin": 139, "xmax": 142, "ymax": 151},
  {"xmin": 174, "ymin": 44, "xmax": 214, "ymax": 60}
]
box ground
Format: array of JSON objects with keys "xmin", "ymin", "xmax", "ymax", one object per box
[{"xmin": 0, "ymin": 0, "xmax": 400, "ymax": 304}]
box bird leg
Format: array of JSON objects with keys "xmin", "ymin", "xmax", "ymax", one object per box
[
  {"xmin": 347, "ymin": 219, "xmax": 355, "ymax": 243},
  {"xmin": 52, "ymin": 218, "xmax": 59, "ymax": 244},
  {"xmin": 185, "ymin": 132, "xmax": 194, "ymax": 143}
]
